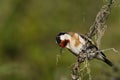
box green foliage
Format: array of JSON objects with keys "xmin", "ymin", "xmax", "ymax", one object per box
[{"xmin": 0, "ymin": 0, "xmax": 120, "ymax": 80}]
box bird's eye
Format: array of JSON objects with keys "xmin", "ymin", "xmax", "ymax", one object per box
[{"xmin": 56, "ymin": 32, "xmax": 67, "ymax": 45}]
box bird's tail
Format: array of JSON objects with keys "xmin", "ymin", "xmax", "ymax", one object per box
[
  {"xmin": 103, "ymin": 57, "xmax": 113, "ymax": 67},
  {"xmin": 101, "ymin": 56, "xmax": 120, "ymax": 79},
  {"xmin": 96, "ymin": 52, "xmax": 113, "ymax": 67}
]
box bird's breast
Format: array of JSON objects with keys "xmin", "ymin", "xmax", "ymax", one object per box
[
  {"xmin": 66, "ymin": 40, "xmax": 85, "ymax": 55},
  {"xmin": 66, "ymin": 33, "xmax": 86, "ymax": 55}
]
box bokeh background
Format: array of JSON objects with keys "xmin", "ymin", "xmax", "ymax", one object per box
[{"xmin": 0, "ymin": 0, "xmax": 120, "ymax": 80}]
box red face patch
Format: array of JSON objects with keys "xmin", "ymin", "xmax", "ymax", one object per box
[{"xmin": 59, "ymin": 40, "xmax": 69, "ymax": 48}]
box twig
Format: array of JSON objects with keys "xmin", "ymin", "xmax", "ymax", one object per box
[
  {"xmin": 101, "ymin": 48, "xmax": 120, "ymax": 55},
  {"xmin": 87, "ymin": 0, "xmax": 113, "ymax": 39},
  {"xmin": 71, "ymin": 62, "xmax": 80, "ymax": 80}
]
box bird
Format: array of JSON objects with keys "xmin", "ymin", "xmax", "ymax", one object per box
[{"xmin": 56, "ymin": 32, "xmax": 113, "ymax": 66}]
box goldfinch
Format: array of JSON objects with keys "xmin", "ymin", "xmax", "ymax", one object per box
[{"xmin": 56, "ymin": 32, "xmax": 113, "ymax": 66}]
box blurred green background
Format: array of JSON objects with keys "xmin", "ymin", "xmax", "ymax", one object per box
[{"xmin": 0, "ymin": 0, "xmax": 120, "ymax": 80}]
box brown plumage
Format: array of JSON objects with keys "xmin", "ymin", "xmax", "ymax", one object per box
[{"xmin": 68, "ymin": 32, "xmax": 81, "ymax": 47}]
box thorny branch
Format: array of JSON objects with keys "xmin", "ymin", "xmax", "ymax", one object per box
[{"xmin": 71, "ymin": 0, "xmax": 114, "ymax": 80}]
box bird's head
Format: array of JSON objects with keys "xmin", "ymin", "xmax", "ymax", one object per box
[{"xmin": 56, "ymin": 32, "xmax": 70, "ymax": 48}]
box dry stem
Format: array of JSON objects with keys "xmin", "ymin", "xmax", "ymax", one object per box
[{"xmin": 71, "ymin": 0, "xmax": 114, "ymax": 80}]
